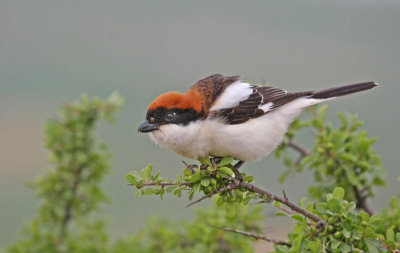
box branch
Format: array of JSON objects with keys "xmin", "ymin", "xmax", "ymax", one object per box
[
  {"xmin": 60, "ymin": 163, "xmax": 84, "ymax": 241},
  {"xmin": 239, "ymin": 181, "xmax": 326, "ymax": 230},
  {"xmin": 335, "ymin": 157, "xmax": 375, "ymax": 216},
  {"xmin": 135, "ymin": 182, "xmax": 191, "ymax": 187},
  {"xmin": 273, "ymin": 203, "xmax": 293, "ymax": 215},
  {"xmin": 130, "ymin": 160, "xmax": 326, "ymax": 233},
  {"xmin": 60, "ymin": 128, "xmax": 94, "ymax": 242},
  {"xmin": 186, "ymin": 183, "xmax": 238, "ymax": 208},
  {"xmin": 187, "ymin": 172, "xmax": 326, "ymax": 231},
  {"xmin": 288, "ymin": 140, "xmax": 310, "ymax": 157},
  {"xmin": 353, "ymin": 185, "xmax": 374, "ymax": 216},
  {"xmin": 211, "ymin": 226, "xmax": 292, "ymax": 247},
  {"xmin": 232, "ymin": 160, "xmax": 244, "ymax": 181}
]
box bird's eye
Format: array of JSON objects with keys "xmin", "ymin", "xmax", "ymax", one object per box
[
  {"xmin": 165, "ymin": 112, "xmax": 176, "ymax": 121},
  {"xmin": 149, "ymin": 117, "xmax": 155, "ymax": 123}
]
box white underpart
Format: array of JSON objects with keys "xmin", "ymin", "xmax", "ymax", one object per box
[
  {"xmin": 149, "ymin": 96, "xmax": 331, "ymax": 161},
  {"xmin": 210, "ymin": 81, "xmax": 253, "ymax": 111}
]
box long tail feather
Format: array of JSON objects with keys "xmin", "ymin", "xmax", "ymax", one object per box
[{"xmin": 311, "ymin": 82, "xmax": 378, "ymax": 99}]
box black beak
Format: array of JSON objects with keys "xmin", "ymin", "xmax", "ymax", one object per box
[{"xmin": 138, "ymin": 121, "xmax": 159, "ymax": 133}]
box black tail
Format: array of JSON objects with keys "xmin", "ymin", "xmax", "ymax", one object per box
[{"xmin": 311, "ymin": 82, "xmax": 378, "ymax": 99}]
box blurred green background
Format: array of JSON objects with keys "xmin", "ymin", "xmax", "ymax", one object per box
[{"xmin": 1, "ymin": 0, "xmax": 399, "ymax": 247}]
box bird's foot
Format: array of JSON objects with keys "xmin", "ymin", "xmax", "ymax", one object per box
[
  {"xmin": 210, "ymin": 157, "xmax": 223, "ymax": 166},
  {"xmin": 232, "ymin": 160, "xmax": 245, "ymax": 182}
]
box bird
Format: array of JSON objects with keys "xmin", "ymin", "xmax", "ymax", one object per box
[{"xmin": 138, "ymin": 74, "xmax": 378, "ymax": 164}]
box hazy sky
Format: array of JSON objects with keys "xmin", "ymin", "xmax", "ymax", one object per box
[{"xmin": 1, "ymin": 0, "xmax": 399, "ymax": 246}]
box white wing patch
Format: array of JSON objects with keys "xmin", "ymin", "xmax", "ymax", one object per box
[
  {"xmin": 258, "ymin": 102, "xmax": 273, "ymax": 112},
  {"xmin": 210, "ymin": 81, "xmax": 253, "ymax": 111}
]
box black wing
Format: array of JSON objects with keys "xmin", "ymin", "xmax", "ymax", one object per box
[{"xmin": 209, "ymin": 86, "xmax": 313, "ymax": 124}]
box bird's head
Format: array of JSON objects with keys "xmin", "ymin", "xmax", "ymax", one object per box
[
  {"xmin": 138, "ymin": 74, "xmax": 240, "ymax": 134},
  {"xmin": 138, "ymin": 90, "xmax": 205, "ymax": 133}
]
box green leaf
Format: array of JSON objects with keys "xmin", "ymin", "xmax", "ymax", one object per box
[
  {"xmin": 141, "ymin": 164, "xmax": 153, "ymax": 180},
  {"xmin": 390, "ymin": 197, "xmax": 399, "ymax": 209},
  {"xmin": 338, "ymin": 113, "xmax": 348, "ymax": 130},
  {"xmin": 327, "ymin": 199, "xmax": 341, "ymax": 213},
  {"xmin": 243, "ymin": 175, "xmax": 254, "ymax": 182},
  {"xmin": 291, "ymin": 214, "xmax": 304, "ymax": 222},
  {"xmin": 173, "ymin": 188, "xmax": 182, "ymax": 198},
  {"xmin": 226, "ymin": 206, "xmax": 236, "ymax": 217},
  {"xmin": 183, "ymin": 168, "xmax": 192, "ymax": 176},
  {"xmin": 343, "ymin": 229, "xmax": 351, "ymax": 239},
  {"xmin": 218, "ymin": 156, "xmax": 234, "ymax": 166},
  {"xmin": 305, "ymin": 202, "xmax": 314, "ymax": 212},
  {"xmin": 359, "ymin": 211, "xmax": 370, "ymax": 221},
  {"xmin": 188, "ymin": 190, "xmax": 194, "ymax": 201},
  {"xmin": 216, "ymin": 196, "xmax": 224, "ymax": 206},
  {"xmin": 193, "ymin": 182, "xmax": 201, "ymax": 192},
  {"xmin": 201, "ymin": 179, "xmax": 210, "ymax": 187},
  {"xmin": 190, "ymin": 173, "xmax": 202, "ymax": 183},
  {"xmin": 316, "ymin": 203, "xmax": 328, "ymax": 214},
  {"xmin": 330, "ymin": 240, "xmax": 341, "ymax": 249},
  {"xmin": 333, "ymin": 187, "xmax": 345, "ymax": 201},
  {"xmin": 346, "ymin": 202, "xmax": 356, "ymax": 212},
  {"xmin": 299, "ymin": 197, "xmax": 307, "ymax": 207},
  {"xmin": 344, "ymin": 167, "xmax": 361, "ymax": 186},
  {"xmin": 218, "ymin": 167, "xmax": 234, "ymax": 177},
  {"xmin": 318, "ymin": 104, "xmax": 328, "ymax": 117},
  {"xmin": 207, "ymin": 165, "xmax": 216, "ymax": 172},
  {"xmin": 307, "ymin": 241, "xmax": 320, "ymax": 253},
  {"xmin": 386, "ymin": 228, "xmax": 395, "ymax": 242},
  {"xmin": 145, "ymin": 164, "xmax": 153, "ymax": 173},
  {"xmin": 198, "ymin": 157, "xmax": 211, "ymax": 165},
  {"xmin": 352, "ymin": 231, "xmax": 361, "ymax": 240},
  {"xmin": 292, "ymin": 235, "xmax": 302, "ymax": 252},
  {"xmin": 166, "ymin": 186, "xmax": 178, "ymax": 193},
  {"xmin": 276, "ymin": 211, "xmax": 289, "ymax": 216},
  {"xmin": 365, "ymin": 238, "xmax": 379, "ymax": 253},
  {"xmin": 275, "ymin": 245, "xmax": 289, "ymax": 253},
  {"xmin": 340, "ymin": 153, "xmax": 356, "ymax": 163},
  {"xmin": 142, "ymin": 188, "xmax": 155, "ymax": 195},
  {"xmin": 339, "ymin": 243, "xmax": 351, "ymax": 253},
  {"xmin": 129, "ymin": 170, "xmax": 143, "ymax": 180},
  {"xmin": 125, "ymin": 174, "xmax": 138, "ymax": 185}
]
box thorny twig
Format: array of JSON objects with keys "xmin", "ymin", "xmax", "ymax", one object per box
[
  {"xmin": 378, "ymin": 237, "xmax": 400, "ymax": 253},
  {"xmin": 186, "ymin": 184, "xmax": 237, "ymax": 208},
  {"xmin": 186, "ymin": 167, "xmax": 327, "ymax": 232},
  {"xmin": 211, "ymin": 226, "xmax": 292, "ymax": 247}
]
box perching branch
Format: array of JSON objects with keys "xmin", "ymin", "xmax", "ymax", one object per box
[
  {"xmin": 187, "ymin": 167, "xmax": 326, "ymax": 231},
  {"xmin": 239, "ymin": 180, "xmax": 326, "ymax": 230},
  {"xmin": 211, "ymin": 226, "xmax": 292, "ymax": 247}
]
